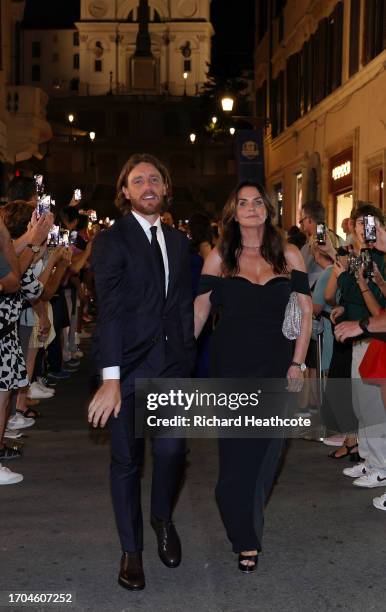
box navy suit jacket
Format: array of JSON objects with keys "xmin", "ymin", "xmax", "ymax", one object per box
[{"xmin": 92, "ymin": 212, "xmax": 195, "ymax": 395}]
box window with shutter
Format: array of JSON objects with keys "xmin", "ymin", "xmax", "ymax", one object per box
[
  {"xmin": 364, "ymin": 0, "xmax": 386, "ymax": 64},
  {"xmin": 349, "ymin": 0, "xmax": 360, "ymax": 76}
]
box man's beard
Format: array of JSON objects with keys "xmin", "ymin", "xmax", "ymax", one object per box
[{"xmin": 130, "ymin": 194, "xmax": 164, "ymax": 216}]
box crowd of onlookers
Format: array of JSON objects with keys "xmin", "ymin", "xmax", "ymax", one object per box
[
  {"xmin": 2, "ymin": 176, "xmax": 386, "ymax": 514},
  {"xmin": 292, "ymin": 200, "xmax": 386, "ymax": 513},
  {"xmin": 0, "ymin": 176, "xmax": 101, "ymax": 485}
]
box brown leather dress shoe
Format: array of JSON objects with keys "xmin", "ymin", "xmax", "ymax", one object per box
[
  {"xmin": 151, "ymin": 517, "xmax": 181, "ymax": 568},
  {"xmin": 118, "ymin": 552, "xmax": 145, "ymax": 590}
]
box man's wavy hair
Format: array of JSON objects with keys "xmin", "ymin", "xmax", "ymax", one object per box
[
  {"xmin": 350, "ymin": 201, "xmax": 385, "ymax": 226},
  {"xmin": 219, "ymin": 180, "xmax": 287, "ymax": 276},
  {"xmin": 115, "ymin": 153, "xmax": 172, "ymax": 215}
]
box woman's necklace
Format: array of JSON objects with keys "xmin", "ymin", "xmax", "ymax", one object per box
[{"xmin": 241, "ymin": 243, "xmax": 261, "ymax": 249}]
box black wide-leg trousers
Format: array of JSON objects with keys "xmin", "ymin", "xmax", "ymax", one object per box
[{"xmin": 216, "ymin": 437, "xmax": 284, "ymax": 553}]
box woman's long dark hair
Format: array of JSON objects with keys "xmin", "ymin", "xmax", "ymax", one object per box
[{"xmin": 219, "ymin": 180, "xmax": 287, "ymax": 276}]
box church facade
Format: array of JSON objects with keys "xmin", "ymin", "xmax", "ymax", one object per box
[{"xmin": 21, "ymin": 0, "xmax": 213, "ymax": 97}]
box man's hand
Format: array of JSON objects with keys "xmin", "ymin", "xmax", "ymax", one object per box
[
  {"xmin": 88, "ymin": 379, "xmax": 121, "ymax": 428},
  {"xmin": 334, "ymin": 320, "xmax": 362, "ymax": 342}
]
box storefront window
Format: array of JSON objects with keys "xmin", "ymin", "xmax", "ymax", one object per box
[
  {"xmin": 336, "ymin": 192, "xmax": 353, "ymax": 239},
  {"xmin": 368, "ymin": 166, "xmax": 384, "ymax": 209}
]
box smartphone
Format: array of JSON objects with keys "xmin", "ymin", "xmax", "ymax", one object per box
[
  {"xmin": 37, "ymin": 195, "xmax": 51, "ymax": 218},
  {"xmin": 316, "ymin": 223, "xmax": 327, "ymax": 245},
  {"xmin": 47, "ymin": 225, "xmax": 60, "ymax": 247},
  {"xmin": 59, "ymin": 230, "xmax": 69, "ymax": 247},
  {"xmin": 69, "ymin": 230, "xmax": 78, "ymax": 245},
  {"xmin": 74, "ymin": 189, "xmax": 82, "ymax": 201},
  {"xmin": 34, "ymin": 174, "xmax": 44, "ymax": 197},
  {"xmin": 363, "ymin": 215, "xmax": 377, "ymax": 243},
  {"xmin": 361, "ymin": 249, "xmax": 374, "ymax": 279}
]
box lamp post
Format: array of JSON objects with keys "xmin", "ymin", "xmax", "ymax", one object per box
[
  {"xmin": 183, "ymin": 71, "xmax": 188, "ymax": 96},
  {"xmin": 189, "ymin": 133, "xmax": 196, "ymax": 144},
  {"xmin": 229, "ymin": 127, "xmax": 235, "ymax": 136},
  {"xmin": 89, "ymin": 131, "xmax": 96, "ymax": 183},
  {"xmin": 68, "ymin": 113, "xmax": 74, "ymax": 143}
]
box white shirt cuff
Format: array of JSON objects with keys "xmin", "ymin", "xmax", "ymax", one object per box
[{"xmin": 102, "ymin": 366, "xmax": 120, "ymax": 380}]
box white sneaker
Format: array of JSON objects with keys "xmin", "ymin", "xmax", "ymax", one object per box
[
  {"xmin": 0, "ymin": 463, "xmax": 23, "ymax": 485},
  {"xmin": 353, "ymin": 469, "xmax": 386, "ymax": 488},
  {"xmin": 323, "ymin": 435, "xmax": 346, "ymax": 447},
  {"xmin": 27, "ymin": 382, "xmax": 54, "ymax": 399},
  {"xmin": 4, "ymin": 429, "xmax": 23, "ymax": 439},
  {"xmin": 373, "ymin": 493, "xmax": 386, "ymax": 511},
  {"xmin": 35, "ymin": 380, "xmax": 56, "ymax": 395},
  {"xmin": 343, "ymin": 463, "xmax": 368, "ymax": 478},
  {"xmin": 7, "ymin": 414, "xmax": 35, "ymax": 430}
]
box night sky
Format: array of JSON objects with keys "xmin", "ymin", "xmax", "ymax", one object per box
[{"xmin": 22, "ymin": 0, "xmax": 255, "ymax": 78}]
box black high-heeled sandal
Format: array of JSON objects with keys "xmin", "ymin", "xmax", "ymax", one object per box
[
  {"xmin": 238, "ymin": 553, "xmax": 258, "ymax": 574},
  {"xmin": 329, "ymin": 443, "xmax": 361, "ymax": 462}
]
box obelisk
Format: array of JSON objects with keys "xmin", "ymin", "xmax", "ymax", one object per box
[{"xmin": 131, "ymin": 0, "xmax": 157, "ymax": 92}]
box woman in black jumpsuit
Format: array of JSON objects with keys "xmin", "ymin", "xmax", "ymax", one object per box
[{"xmin": 194, "ymin": 181, "xmax": 312, "ymax": 573}]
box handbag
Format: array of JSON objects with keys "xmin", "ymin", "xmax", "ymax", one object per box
[
  {"xmin": 282, "ymin": 292, "xmax": 302, "ymax": 340},
  {"xmin": 358, "ymin": 339, "xmax": 386, "ymax": 380}
]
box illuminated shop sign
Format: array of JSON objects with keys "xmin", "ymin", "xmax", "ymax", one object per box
[{"xmin": 332, "ymin": 161, "xmax": 351, "ymax": 181}]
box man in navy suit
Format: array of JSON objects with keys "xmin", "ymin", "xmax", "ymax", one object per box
[{"xmin": 88, "ymin": 154, "xmax": 195, "ymax": 591}]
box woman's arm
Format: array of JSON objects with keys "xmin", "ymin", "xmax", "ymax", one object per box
[
  {"xmin": 324, "ymin": 261, "xmax": 342, "ymax": 305},
  {"xmin": 357, "ymin": 266, "xmax": 383, "ymax": 316},
  {"xmin": 198, "ymin": 241, "xmax": 212, "ymax": 261},
  {"xmin": 194, "ymin": 247, "xmax": 222, "ymax": 338},
  {"xmin": 284, "ymin": 244, "xmax": 313, "ymax": 368}
]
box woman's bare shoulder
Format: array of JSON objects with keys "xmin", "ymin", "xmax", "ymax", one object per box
[
  {"xmin": 202, "ymin": 247, "xmax": 223, "ymax": 275},
  {"xmin": 284, "ymin": 242, "xmax": 306, "ymax": 272}
]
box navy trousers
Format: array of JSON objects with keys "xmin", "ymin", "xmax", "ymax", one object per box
[{"xmin": 109, "ymin": 392, "xmax": 186, "ymax": 552}]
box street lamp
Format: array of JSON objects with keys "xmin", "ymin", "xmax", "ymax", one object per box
[
  {"xmin": 68, "ymin": 113, "xmax": 74, "ymax": 143},
  {"xmin": 212, "ymin": 116, "xmax": 218, "ymax": 125},
  {"xmin": 89, "ymin": 131, "xmax": 96, "ymax": 179},
  {"xmin": 221, "ymin": 96, "xmax": 234, "ymax": 112},
  {"xmin": 189, "ymin": 133, "xmax": 196, "ymax": 144},
  {"xmin": 183, "ymin": 71, "xmax": 188, "ymax": 96},
  {"xmin": 229, "ymin": 127, "xmax": 236, "ymax": 135}
]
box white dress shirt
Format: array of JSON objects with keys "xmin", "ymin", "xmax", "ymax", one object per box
[{"xmin": 102, "ymin": 211, "xmax": 169, "ymax": 381}]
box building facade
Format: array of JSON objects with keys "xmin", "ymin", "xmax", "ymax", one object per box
[
  {"xmin": 21, "ymin": 0, "xmax": 213, "ymax": 98},
  {"xmin": 255, "ymin": 0, "xmax": 386, "ymax": 235},
  {"xmin": 0, "ymin": 0, "xmax": 52, "ymax": 196}
]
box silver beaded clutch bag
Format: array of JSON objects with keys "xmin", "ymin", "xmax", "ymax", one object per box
[{"xmin": 282, "ymin": 292, "xmax": 302, "ymax": 340}]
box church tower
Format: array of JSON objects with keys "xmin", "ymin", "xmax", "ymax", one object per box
[{"xmin": 74, "ymin": 0, "xmax": 213, "ymax": 96}]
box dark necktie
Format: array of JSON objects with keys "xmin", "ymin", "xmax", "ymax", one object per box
[{"xmin": 150, "ymin": 225, "xmax": 166, "ymax": 296}]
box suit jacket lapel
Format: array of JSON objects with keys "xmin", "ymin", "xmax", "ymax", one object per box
[{"xmin": 120, "ymin": 213, "xmax": 164, "ymax": 299}]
